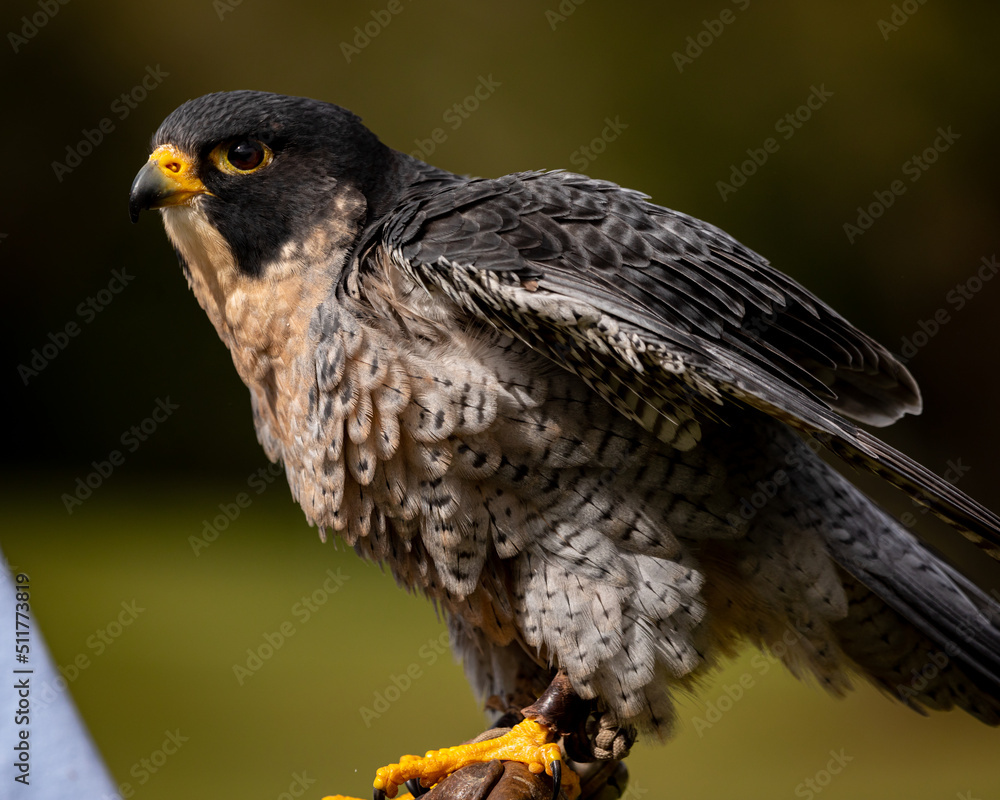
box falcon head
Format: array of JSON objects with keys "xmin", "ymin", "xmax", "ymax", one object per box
[{"xmin": 128, "ymin": 90, "xmax": 395, "ymax": 279}]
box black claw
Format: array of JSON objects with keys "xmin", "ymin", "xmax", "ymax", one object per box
[
  {"xmin": 406, "ymin": 778, "xmax": 428, "ymax": 797},
  {"xmin": 374, "ymin": 788, "xmax": 386, "ymax": 800},
  {"xmin": 550, "ymin": 760, "xmax": 562, "ymax": 800}
]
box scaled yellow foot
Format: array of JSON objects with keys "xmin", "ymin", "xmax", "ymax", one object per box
[
  {"xmin": 373, "ymin": 719, "xmax": 573, "ymax": 798},
  {"xmin": 324, "ymin": 796, "xmax": 412, "ymax": 800}
]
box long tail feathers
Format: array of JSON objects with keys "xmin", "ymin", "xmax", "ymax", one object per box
[
  {"xmin": 808, "ymin": 456, "xmax": 1000, "ymax": 724},
  {"xmin": 817, "ymin": 428, "xmax": 1000, "ymax": 560}
]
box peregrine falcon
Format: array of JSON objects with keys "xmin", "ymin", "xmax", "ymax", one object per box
[{"xmin": 129, "ymin": 91, "xmax": 1000, "ymax": 800}]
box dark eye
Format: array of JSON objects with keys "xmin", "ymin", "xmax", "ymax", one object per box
[
  {"xmin": 209, "ymin": 138, "xmax": 273, "ymax": 175},
  {"xmin": 227, "ymin": 139, "xmax": 265, "ymax": 171}
]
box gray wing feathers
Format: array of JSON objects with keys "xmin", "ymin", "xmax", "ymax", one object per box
[
  {"xmin": 365, "ymin": 169, "xmax": 999, "ymax": 558},
  {"xmin": 380, "ymin": 170, "xmax": 920, "ymax": 424}
]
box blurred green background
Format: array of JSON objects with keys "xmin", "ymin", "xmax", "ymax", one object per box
[{"xmin": 3, "ymin": 1, "xmax": 1000, "ymax": 798}]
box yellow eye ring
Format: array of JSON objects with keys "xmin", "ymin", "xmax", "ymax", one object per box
[{"xmin": 209, "ymin": 138, "xmax": 273, "ymax": 175}]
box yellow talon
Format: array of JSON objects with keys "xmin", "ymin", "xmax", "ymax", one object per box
[
  {"xmin": 324, "ymin": 795, "xmax": 413, "ymax": 800},
  {"xmin": 373, "ymin": 719, "xmax": 564, "ymax": 798}
]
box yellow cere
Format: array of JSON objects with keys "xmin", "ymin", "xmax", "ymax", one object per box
[{"xmin": 144, "ymin": 144, "xmax": 213, "ymax": 204}]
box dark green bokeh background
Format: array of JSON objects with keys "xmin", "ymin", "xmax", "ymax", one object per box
[{"xmin": 3, "ymin": 2, "xmax": 1000, "ymax": 798}]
